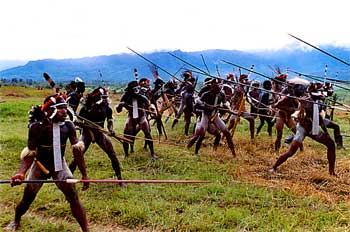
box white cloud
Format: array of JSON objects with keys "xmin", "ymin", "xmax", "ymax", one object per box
[{"xmin": 0, "ymin": 0, "xmax": 349, "ymax": 60}]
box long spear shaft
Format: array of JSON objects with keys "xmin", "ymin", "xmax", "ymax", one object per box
[
  {"xmin": 221, "ymin": 60, "xmax": 292, "ymax": 87},
  {"xmin": 326, "ymin": 98, "xmax": 350, "ymax": 109},
  {"xmin": 288, "ymin": 33, "xmax": 350, "ymax": 66},
  {"xmin": 164, "ymin": 51, "xmax": 348, "ymax": 112},
  {"xmin": 215, "ymin": 64, "xmax": 221, "ymax": 77},
  {"xmin": 289, "ymin": 70, "xmax": 350, "ymax": 91},
  {"xmin": 178, "ymin": 67, "xmax": 350, "ymax": 112},
  {"xmin": 289, "ymin": 69, "xmax": 349, "ymax": 84},
  {"xmin": 75, "ymin": 115, "xmax": 133, "ymax": 144},
  {"xmin": 0, "ymin": 179, "xmax": 210, "ymax": 184},
  {"xmin": 201, "ymin": 54, "xmax": 211, "ymax": 74},
  {"xmin": 127, "ymin": 47, "xmax": 183, "ymax": 83},
  {"xmin": 306, "ymin": 72, "xmax": 350, "ymax": 84},
  {"xmin": 168, "ymin": 52, "xmax": 209, "ymax": 77},
  {"xmin": 324, "ymin": 64, "xmax": 328, "ymax": 85}
]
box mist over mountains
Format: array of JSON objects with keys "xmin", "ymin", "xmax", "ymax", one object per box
[{"xmin": 1, "ymin": 46, "xmax": 350, "ymax": 84}]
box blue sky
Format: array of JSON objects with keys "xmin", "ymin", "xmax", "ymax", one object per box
[{"xmin": 1, "ymin": 0, "xmax": 349, "ymax": 60}]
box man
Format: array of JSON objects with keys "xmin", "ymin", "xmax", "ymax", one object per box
[
  {"xmin": 5, "ymin": 94, "xmax": 89, "ymax": 231},
  {"xmin": 66, "ymin": 77, "xmax": 86, "ymax": 113},
  {"xmin": 270, "ymin": 84, "xmax": 336, "ymax": 176},
  {"xmin": 69, "ymin": 87, "xmax": 125, "ymax": 187},
  {"xmin": 247, "ymin": 81, "xmax": 261, "ymax": 118},
  {"xmin": 227, "ymin": 74, "xmax": 255, "ymax": 140},
  {"xmin": 171, "ymin": 70, "xmax": 196, "ymax": 135},
  {"xmin": 271, "ymin": 76, "xmax": 300, "ymax": 151},
  {"xmin": 256, "ymin": 80, "xmax": 275, "ymax": 136},
  {"xmin": 284, "ymin": 82, "xmax": 345, "ymax": 149},
  {"xmin": 188, "ymin": 79, "xmax": 236, "ymax": 156},
  {"xmin": 116, "ymin": 81, "xmax": 158, "ymax": 159}
]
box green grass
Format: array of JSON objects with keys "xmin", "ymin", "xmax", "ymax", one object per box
[{"xmin": 1, "ymin": 86, "xmax": 350, "ymax": 231}]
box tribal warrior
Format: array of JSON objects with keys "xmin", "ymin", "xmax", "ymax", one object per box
[
  {"xmin": 116, "ymin": 81, "xmax": 158, "ymax": 159},
  {"xmin": 6, "ymin": 94, "xmax": 89, "ymax": 231},
  {"xmin": 69, "ymin": 87, "xmax": 125, "ymax": 187}
]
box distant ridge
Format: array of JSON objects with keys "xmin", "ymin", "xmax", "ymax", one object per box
[{"xmin": 1, "ymin": 46, "xmax": 349, "ymax": 83}]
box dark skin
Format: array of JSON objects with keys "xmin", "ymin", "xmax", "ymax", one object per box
[
  {"xmin": 117, "ymin": 89, "xmax": 157, "ymax": 159},
  {"xmin": 7, "ymin": 105, "xmax": 89, "ymax": 231},
  {"xmin": 270, "ymin": 96, "xmax": 336, "ymax": 176},
  {"xmin": 272, "ymin": 95, "xmax": 299, "ymax": 151},
  {"xmin": 69, "ymin": 97, "xmax": 125, "ymax": 187},
  {"xmin": 172, "ymin": 77, "xmax": 195, "ymax": 135}
]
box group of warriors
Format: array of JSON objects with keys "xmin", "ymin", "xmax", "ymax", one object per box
[{"xmin": 5, "ymin": 65, "xmax": 347, "ymax": 231}]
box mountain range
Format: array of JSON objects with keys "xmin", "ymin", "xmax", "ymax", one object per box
[{"xmin": 1, "ymin": 46, "xmax": 350, "ymax": 84}]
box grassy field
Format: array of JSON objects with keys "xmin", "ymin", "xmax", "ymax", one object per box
[{"xmin": 1, "ymin": 86, "xmax": 350, "ymax": 231}]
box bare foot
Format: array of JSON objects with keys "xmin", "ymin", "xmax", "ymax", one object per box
[
  {"xmin": 268, "ymin": 168, "xmax": 276, "ymax": 174},
  {"xmin": 231, "ymin": 149, "xmax": 236, "ymax": 157},
  {"xmin": 151, "ymin": 153, "xmax": 158, "ymax": 160},
  {"xmin": 329, "ymin": 170, "xmax": 337, "ymax": 177},
  {"xmin": 4, "ymin": 221, "xmax": 20, "ymax": 231}
]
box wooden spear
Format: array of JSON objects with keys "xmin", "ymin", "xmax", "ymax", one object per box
[
  {"xmin": 288, "ymin": 33, "xmax": 350, "ymax": 66},
  {"xmin": 0, "ymin": 179, "xmax": 210, "ymax": 184}
]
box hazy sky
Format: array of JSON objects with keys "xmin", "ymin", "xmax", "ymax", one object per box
[{"xmin": 1, "ymin": 0, "xmax": 349, "ymax": 60}]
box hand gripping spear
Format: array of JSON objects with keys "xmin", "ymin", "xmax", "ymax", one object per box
[{"xmin": 75, "ymin": 114, "xmax": 133, "ymax": 144}]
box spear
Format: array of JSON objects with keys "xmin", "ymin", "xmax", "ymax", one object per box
[
  {"xmin": 215, "ymin": 64, "xmax": 221, "ymax": 77},
  {"xmin": 289, "ymin": 69, "xmax": 350, "ymax": 91},
  {"xmin": 326, "ymin": 98, "xmax": 350, "ymax": 109},
  {"xmin": 168, "ymin": 52, "xmax": 209, "ymax": 76},
  {"xmin": 98, "ymin": 70, "xmax": 106, "ymax": 88},
  {"xmin": 127, "ymin": 47, "xmax": 183, "ymax": 83},
  {"xmin": 168, "ymin": 54, "xmax": 288, "ymax": 90},
  {"xmin": 317, "ymin": 75, "xmax": 350, "ymax": 84},
  {"xmin": 165, "ymin": 52, "xmax": 350, "ymax": 112},
  {"xmin": 174, "ymin": 65, "xmax": 350, "ymax": 112},
  {"xmin": 201, "ymin": 54, "xmax": 211, "ymax": 74},
  {"xmin": 221, "ymin": 60, "xmax": 292, "ymax": 87},
  {"xmin": 289, "ymin": 70, "xmax": 350, "ymax": 84},
  {"xmin": 122, "ymin": 132, "xmax": 188, "ymax": 147},
  {"xmin": 75, "ymin": 115, "xmax": 133, "ymax": 144},
  {"xmin": 0, "ymin": 179, "xmax": 210, "ymax": 184},
  {"xmin": 288, "ymin": 33, "xmax": 350, "ymax": 66},
  {"xmin": 247, "ymin": 64, "xmax": 255, "ymax": 78}
]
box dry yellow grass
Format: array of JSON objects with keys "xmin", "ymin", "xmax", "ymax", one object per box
[{"xmin": 230, "ymin": 136, "xmax": 350, "ymax": 203}]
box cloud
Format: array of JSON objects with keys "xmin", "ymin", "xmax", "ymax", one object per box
[{"xmin": 0, "ymin": 0, "xmax": 349, "ymax": 60}]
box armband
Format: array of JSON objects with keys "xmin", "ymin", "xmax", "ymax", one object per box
[{"xmin": 20, "ymin": 147, "xmax": 37, "ymax": 160}]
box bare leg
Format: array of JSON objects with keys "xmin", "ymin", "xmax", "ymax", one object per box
[
  {"xmin": 57, "ymin": 183, "xmax": 89, "ymax": 232},
  {"xmin": 270, "ymin": 140, "xmax": 301, "ymax": 172}
]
